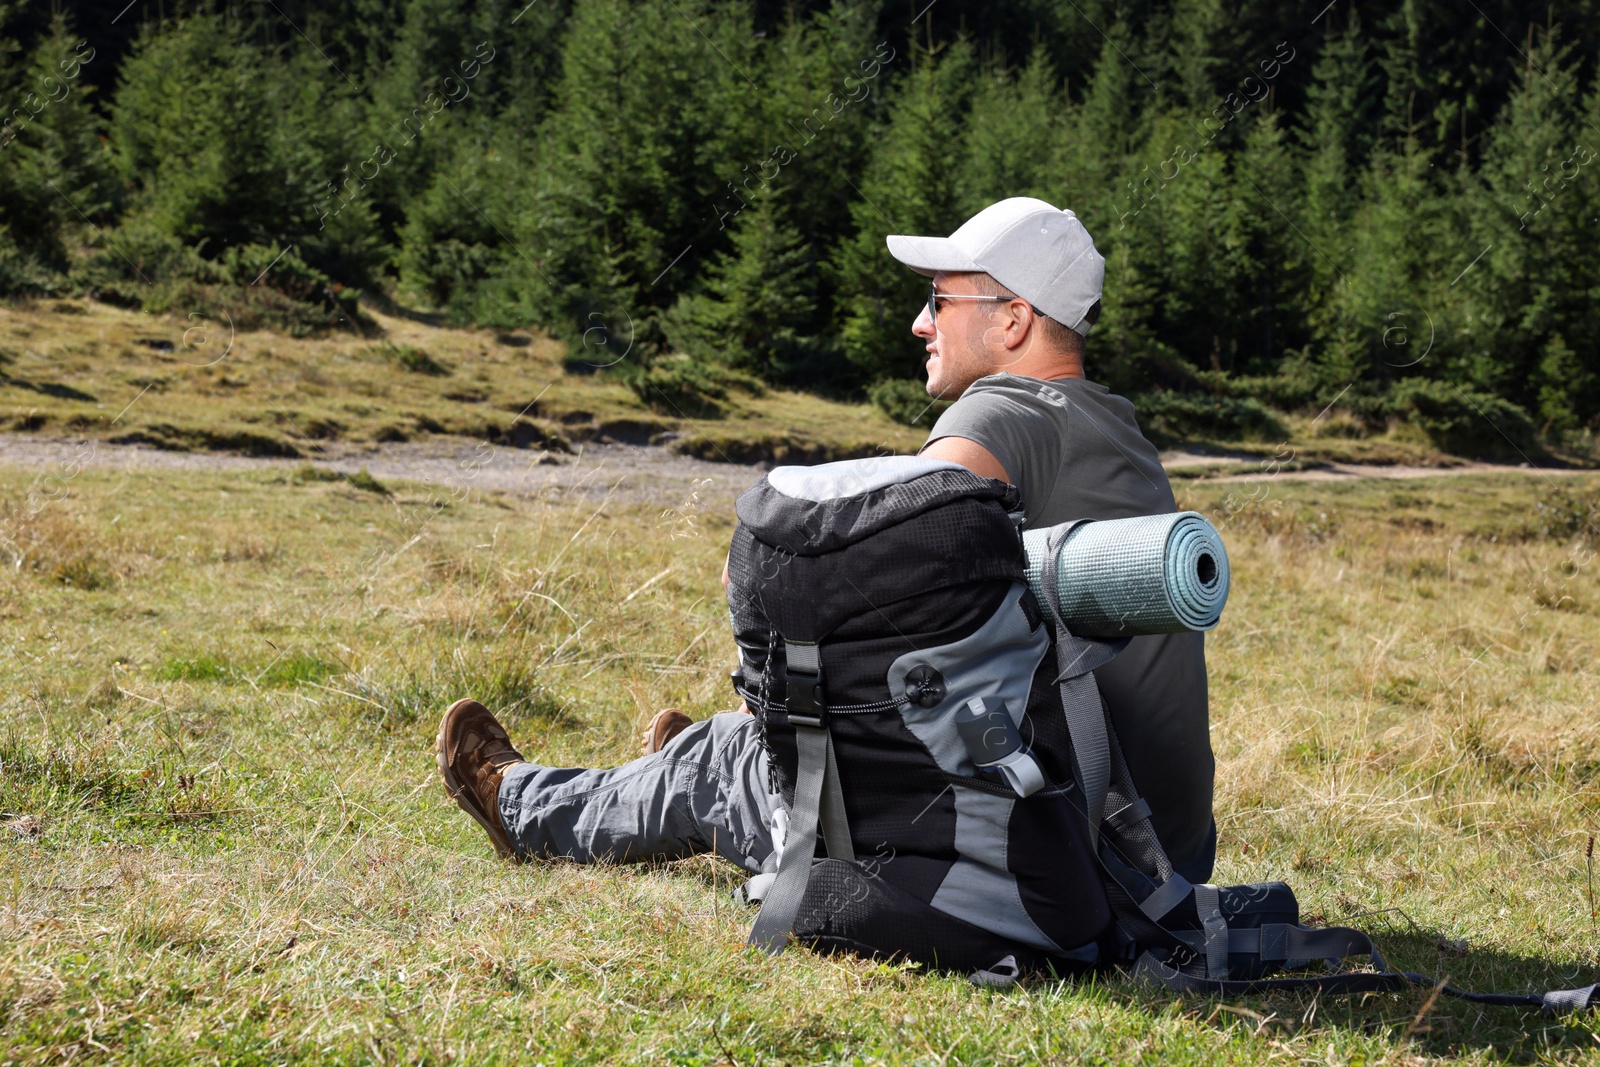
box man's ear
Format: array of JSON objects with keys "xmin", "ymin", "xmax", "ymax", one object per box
[{"xmin": 1000, "ymin": 300, "xmax": 1034, "ymax": 351}]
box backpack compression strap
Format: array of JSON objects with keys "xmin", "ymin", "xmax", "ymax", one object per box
[
  {"xmin": 1136, "ymin": 928, "xmax": 1600, "ymax": 1016},
  {"xmin": 748, "ymin": 639, "xmax": 854, "ymax": 954}
]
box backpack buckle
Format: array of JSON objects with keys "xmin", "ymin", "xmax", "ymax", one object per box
[{"xmin": 784, "ymin": 665, "xmax": 827, "ymax": 728}]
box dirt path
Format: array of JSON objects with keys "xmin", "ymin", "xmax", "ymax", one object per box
[
  {"xmin": 0, "ymin": 433, "xmax": 770, "ymax": 507},
  {"xmin": 1158, "ymin": 450, "xmax": 1589, "ymax": 484},
  {"xmin": 0, "ymin": 434, "xmax": 1586, "ymax": 507}
]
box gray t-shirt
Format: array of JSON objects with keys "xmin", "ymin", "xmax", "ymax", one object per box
[{"xmin": 924, "ymin": 373, "xmax": 1216, "ymax": 882}]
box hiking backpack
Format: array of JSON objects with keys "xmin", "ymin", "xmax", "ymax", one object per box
[{"xmin": 722, "ymin": 455, "xmax": 1597, "ymax": 1014}]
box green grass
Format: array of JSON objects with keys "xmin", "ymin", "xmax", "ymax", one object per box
[{"xmin": 1, "ymin": 462, "xmax": 1598, "ymax": 1063}]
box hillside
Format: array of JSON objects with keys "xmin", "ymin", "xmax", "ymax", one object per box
[
  {"xmin": 7, "ymin": 299, "xmax": 1585, "ymax": 475},
  {"xmin": 0, "ymin": 300, "xmax": 927, "ymax": 465}
]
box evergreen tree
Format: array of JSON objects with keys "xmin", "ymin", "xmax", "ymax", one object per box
[
  {"xmin": 1072, "ymin": 20, "xmax": 1150, "ymax": 202},
  {"xmin": 1534, "ymin": 333, "xmax": 1593, "ymax": 436},
  {"xmin": 1331, "ymin": 142, "xmax": 1447, "ymax": 394},
  {"xmin": 110, "ymin": 15, "xmax": 374, "ymax": 279},
  {"xmin": 1298, "ymin": 10, "xmax": 1377, "ymax": 250},
  {"xmin": 664, "ymin": 185, "xmax": 819, "ymax": 380},
  {"xmin": 0, "ymin": 14, "xmax": 113, "ymax": 285},
  {"xmin": 1463, "ymin": 25, "xmax": 1593, "ymax": 409},
  {"xmin": 831, "ymin": 37, "xmax": 976, "ymax": 385},
  {"xmin": 1225, "ymin": 110, "xmax": 1312, "ymax": 375},
  {"xmin": 731, "ymin": 2, "xmax": 888, "ymax": 356},
  {"xmin": 1066, "ymin": 24, "xmax": 1158, "ymax": 383},
  {"xmin": 957, "ymin": 49, "xmax": 1068, "ymax": 212},
  {"xmin": 395, "ymin": 130, "xmax": 524, "ymax": 315},
  {"xmin": 500, "ymin": 0, "xmax": 764, "ymax": 351},
  {"xmin": 1162, "ymin": 0, "xmax": 1248, "ymax": 115},
  {"xmin": 358, "ymin": 0, "xmax": 505, "ymax": 232}
]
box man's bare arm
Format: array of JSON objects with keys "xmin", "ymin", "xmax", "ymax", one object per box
[{"xmin": 919, "ymin": 435, "xmax": 1011, "ymax": 483}]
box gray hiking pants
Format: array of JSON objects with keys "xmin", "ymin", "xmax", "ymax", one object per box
[{"xmin": 497, "ymin": 711, "xmax": 779, "ymax": 873}]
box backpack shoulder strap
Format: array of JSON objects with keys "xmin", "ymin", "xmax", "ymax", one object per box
[{"xmin": 1039, "ymin": 520, "xmax": 1127, "ymax": 849}]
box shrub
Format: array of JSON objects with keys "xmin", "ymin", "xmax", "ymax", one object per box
[
  {"xmin": 291, "ymin": 465, "xmax": 389, "ymax": 494},
  {"xmin": 1133, "ymin": 391, "xmax": 1287, "ymax": 444},
  {"xmin": 72, "ymin": 228, "xmax": 370, "ymax": 336},
  {"xmin": 1201, "ymin": 370, "xmax": 1326, "ymax": 412},
  {"xmin": 868, "ymin": 378, "xmax": 949, "ymax": 427},
  {"xmin": 1385, "ymin": 379, "xmax": 1541, "ymax": 460},
  {"xmin": 0, "ymin": 241, "xmax": 61, "ymax": 298},
  {"xmin": 618, "ymin": 355, "xmax": 763, "ymax": 420},
  {"xmin": 343, "ymin": 468, "xmax": 389, "ymax": 495},
  {"xmin": 1531, "ymin": 484, "xmax": 1600, "ymax": 542},
  {"xmin": 370, "ymin": 343, "xmax": 449, "ymax": 376}
]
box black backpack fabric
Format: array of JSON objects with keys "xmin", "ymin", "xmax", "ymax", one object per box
[
  {"xmin": 726, "ymin": 457, "xmax": 1112, "ymax": 971},
  {"xmin": 724, "ymin": 457, "xmax": 1598, "ymax": 1016}
]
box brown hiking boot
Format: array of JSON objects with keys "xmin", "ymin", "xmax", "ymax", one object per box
[
  {"xmin": 641, "ymin": 708, "xmax": 693, "ymax": 754},
  {"xmin": 437, "ymin": 698, "xmax": 527, "ymax": 859}
]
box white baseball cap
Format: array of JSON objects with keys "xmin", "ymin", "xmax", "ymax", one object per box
[{"xmin": 886, "ymin": 197, "xmax": 1104, "ymax": 336}]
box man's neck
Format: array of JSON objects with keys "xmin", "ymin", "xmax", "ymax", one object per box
[
  {"xmin": 1040, "ymin": 363, "xmax": 1086, "ymax": 380},
  {"xmin": 994, "ymin": 350, "xmax": 1085, "ymax": 381}
]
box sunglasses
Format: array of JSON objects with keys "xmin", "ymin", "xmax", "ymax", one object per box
[
  {"xmin": 926, "ymin": 282, "xmax": 1047, "ymax": 326},
  {"xmin": 925, "ymin": 282, "xmax": 1011, "ymax": 326}
]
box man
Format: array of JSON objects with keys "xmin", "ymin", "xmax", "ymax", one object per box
[
  {"xmin": 895, "ymin": 196, "xmax": 1215, "ymax": 883},
  {"xmin": 437, "ymin": 197, "xmax": 1214, "ymax": 885}
]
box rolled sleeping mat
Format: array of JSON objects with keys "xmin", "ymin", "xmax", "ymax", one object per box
[{"xmin": 1021, "ymin": 511, "xmax": 1230, "ymax": 636}]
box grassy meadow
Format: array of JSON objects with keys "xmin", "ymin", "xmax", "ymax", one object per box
[{"xmin": 2, "ymin": 440, "xmax": 1599, "ymax": 1061}]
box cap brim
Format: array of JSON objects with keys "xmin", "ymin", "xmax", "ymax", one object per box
[{"xmin": 885, "ymin": 234, "xmax": 983, "ymax": 277}]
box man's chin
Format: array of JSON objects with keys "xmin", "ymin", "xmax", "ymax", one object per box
[{"xmin": 924, "ymin": 374, "xmax": 964, "ymax": 401}]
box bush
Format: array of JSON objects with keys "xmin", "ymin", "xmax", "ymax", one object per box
[
  {"xmin": 343, "ymin": 468, "xmax": 389, "ymax": 495},
  {"xmin": 1384, "ymin": 379, "xmax": 1541, "ymax": 460},
  {"xmin": 69, "ymin": 221, "xmax": 220, "ymax": 303},
  {"xmin": 72, "ymin": 229, "xmax": 370, "ymax": 336},
  {"xmin": 0, "ymin": 240, "xmax": 62, "ymax": 298},
  {"xmin": 145, "ymin": 279, "xmax": 368, "ymax": 337},
  {"xmin": 1202, "ymin": 370, "xmax": 1326, "ymax": 412},
  {"xmin": 292, "ymin": 465, "xmax": 389, "ymax": 494},
  {"xmin": 1133, "ymin": 391, "xmax": 1287, "ymax": 444},
  {"xmin": 868, "ymin": 378, "xmax": 949, "ymax": 427},
  {"xmin": 1531, "ymin": 484, "xmax": 1600, "ymax": 541},
  {"xmin": 619, "ymin": 355, "xmax": 763, "ymax": 420},
  {"xmin": 370, "ymin": 343, "xmax": 449, "ymax": 376}
]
